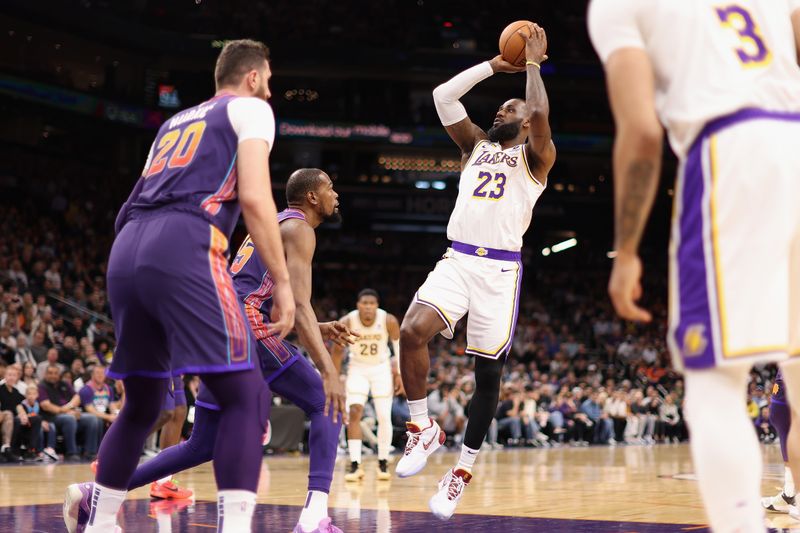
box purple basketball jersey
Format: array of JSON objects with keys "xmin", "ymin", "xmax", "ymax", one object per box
[
  {"xmin": 117, "ymin": 94, "xmax": 247, "ymax": 240},
  {"xmin": 231, "ymin": 208, "xmax": 307, "ymax": 338}
]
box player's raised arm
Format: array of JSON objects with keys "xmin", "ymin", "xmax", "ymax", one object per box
[
  {"xmin": 520, "ymin": 24, "xmax": 556, "ymax": 179},
  {"xmin": 433, "ymin": 57, "xmax": 523, "ymax": 158},
  {"xmin": 282, "ymin": 221, "xmax": 346, "ymax": 422}
]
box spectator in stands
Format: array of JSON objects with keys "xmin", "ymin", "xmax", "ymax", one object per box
[
  {"xmin": 44, "ymin": 261, "xmax": 61, "ymax": 291},
  {"xmin": 580, "ymin": 390, "xmax": 614, "ymax": 445},
  {"xmin": 79, "ymin": 365, "xmax": 116, "ymax": 432},
  {"xmin": 30, "ymin": 330, "xmax": 47, "ymax": 364},
  {"xmin": 71, "ymin": 359, "xmax": 87, "ymax": 392},
  {"xmin": 755, "ymin": 406, "xmax": 776, "ymax": 443},
  {"xmin": 20, "ymin": 384, "xmax": 57, "ymax": 461},
  {"xmin": 15, "ymin": 383, "xmax": 44, "ymax": 459},
  {"xmin": 21, "ymin": 361, "xmax": 37, "ymax": 390},
  {"xmin": 428, "ymin": 382, "xmax": 465, "ymax": 447},
  {"xmin": 36, "ymin": 348, "xmax": 64, "ymax": 381},
  {"xmin": 659, "ymin": 393, "xmax": 682, "ymax": 443},
  {"xmin": 495, "ymin": 384, "xmax": 524, "ymax": 447},
  {"xmin": 0, "ymin": 366, "xmax": 26, "ymax": 461},
  {"xmin": 0, "ymin": 364, "xmax": 26, "ymax": 395},
  {"xmin": 59, "ymin": 336, "xmax": 79, "ymax": 368},
  {"xmin": 0, "ymin": 326, "xmax": 16, "ymax": 364},
  {"xmin": 604, "ymin": 389, "xmax": 628, "ymax": 442},
  {"xmin": 14, "ymin": 333, "xmax": 35, "ymax": 366},
  {"xmin": 38, "ymin": 364, "xmax": 101, "ymax": 461}
]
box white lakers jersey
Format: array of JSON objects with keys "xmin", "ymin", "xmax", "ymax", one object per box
[
  {"xmin": 447, "ymin": 140, "xmax": 545, "ymax": 251},
  {"xmin": 588, "ymin": 0, "xmax": 800, "ymax": 157},
  {"xmin": 346, "ymin": 309, "xmax": 391, "ymax": 366}
]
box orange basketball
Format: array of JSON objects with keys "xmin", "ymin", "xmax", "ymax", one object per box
[{"xmin": 499, "ymin": 20, "xmax": 533, "ymax": 67}]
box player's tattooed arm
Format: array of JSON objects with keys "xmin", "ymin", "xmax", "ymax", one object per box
[
  {"xmin": 604, "ymin": 47, "xmax": 663, "ymax": 323},
  {"xmin": 615, "ymin": 160, "xmax": 658, "ymax": 252},
  {"xmin": 521, "ymin": 24, "xmax": 556, "ymax": 179}
]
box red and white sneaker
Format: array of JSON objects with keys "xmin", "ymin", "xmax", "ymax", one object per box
[
  {"xmin": 428, "ymin": 468, "xmax": 472, "ymax": 521},
  {"xmin": 395, "ymin": 418, "xmax": 445, "ymax": 478},
  {"xmin": 150, "ymin": 479, "xmax": 193, "ymax": 500}
]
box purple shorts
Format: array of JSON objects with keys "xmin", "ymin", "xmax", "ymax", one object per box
[
  {"xmin": 162, "ymin": 375, "xmax": 187, "ymax": 411},
  {"xmin": 107, "ymin": 210, "xmax": 254, "ymax": 380},
  {"xmin": 196, "ymin": 336, "xmax": 300, "ymax": 410}
]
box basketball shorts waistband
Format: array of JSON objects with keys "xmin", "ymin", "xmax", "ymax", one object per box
[{"xmin": 450, "ymin": 241, "xmax": 521, "ymax": 261}]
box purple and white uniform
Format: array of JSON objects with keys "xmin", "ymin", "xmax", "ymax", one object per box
[
  {"xmin": 107, "ymin": 94, "xmax": 275, "ymax": 379},
  {"xmin": 589, "ymin": 0, "xmax": 800, "ymax": 371}
]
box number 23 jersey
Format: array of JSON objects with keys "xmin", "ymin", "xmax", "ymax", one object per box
[
  {"xmin": 446, "ymin": 141, "xmax": 545, "ymax": 252},
  {"xmin": 346, "ymin": 309, "xmax": 390, "ymax": 366}
]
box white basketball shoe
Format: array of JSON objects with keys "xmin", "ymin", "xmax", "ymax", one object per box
[
  {"xmin": 763, "ymin": 490, "xmax": 795, "ymax": 513},
  {"xmin": 428, "ymin": 468, "xmax": 472, "ymax": 520},
  {"xmin": 395, "ymin": 418, "xmax": 445, "ymax": 478}
]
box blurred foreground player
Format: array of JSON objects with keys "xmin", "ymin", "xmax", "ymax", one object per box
[
  {"xmin": 396, "ymin": 24, "xmax": 555, "ymax": 520},
  {"xmin": 68, "ymin": 170, "xmax": 349, "ymax": 533},
  {"xmin": 589, "ymin": 1, "xmax": 800, "ymax": 530},
  {"xmin": 762, "ymin": 371, "xmax": 795, "ymax": 514},
  {"xmin": 64, "ymin": 39, "xmax": 295, "ymax": 533}
]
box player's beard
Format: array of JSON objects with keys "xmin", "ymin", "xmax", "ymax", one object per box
[
  {"xmin": 323, "ymin": 209, "xmax": 342, "ymax": 224},
  {"xmin": 487, "ymin": 120, "xmax": 522, "ymax": 143}
]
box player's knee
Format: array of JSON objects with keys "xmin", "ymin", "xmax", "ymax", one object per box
[
  {"xmin": 349, "ymin": 404, "xmax": 364, "ymax": 420},
  {"xmin": 400, "ymin": 317, "xmax": 429, "ymax": 349}
]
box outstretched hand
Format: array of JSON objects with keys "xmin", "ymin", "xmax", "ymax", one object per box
[
  {"xmin": 519, "ymin": 23, "xmax": 548, "ymax": 64},
  {"xmin": 319, "ymin": 321, "xmax": 359, "ymax": 347}
]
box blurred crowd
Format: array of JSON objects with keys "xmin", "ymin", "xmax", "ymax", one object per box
[{"xmin": 0, "ymin": 151, "xmax": 781, "ymax": 462}]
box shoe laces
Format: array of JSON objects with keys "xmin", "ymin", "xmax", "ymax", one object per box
[
  {"xmin": 404, "ymin": 432, "xmax": 420, "ymax": 456},
  {"xmin": 447, "ymin": 473, "xmax": 465, "ymax": 501}
]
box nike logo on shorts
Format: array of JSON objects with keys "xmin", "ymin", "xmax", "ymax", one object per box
[{"xmin": 501, "ymin": 268, "xmax": 514, "ymax": 272}]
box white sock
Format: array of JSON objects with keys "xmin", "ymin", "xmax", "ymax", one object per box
[
  {"xmin": 408, "ymin": 398, "xmax": 429, "ymax": 426},
  {"xmin": 156, "ymin": 511, "xmax": 172, "ymax": 533},
  {"xmin": 85, "ymin": 483, "xmax": 127, "ymax": 532},
  {"xmin": 786, "ymin": 465, "xmax": 796, "ymax": 498},
  {"xmin": 348, "ymin": 439, "xmax": 362, "ymax": 464},
  {"xmin": 158, "ymin": 474, "xmax": 173, "ymax": 484},
  {"xmin": 217, "ymin": 490, "xmax": 256, "ymax": 533},
  {"xmin": 297, "ymin": 490, "xmax": 328, "ymax": 531},
  {"xmin": 684, "ymin": 365, "xmax": 763, "ymax": 533},
  {"xmin": 456, "ymin": 445, "xmax": 479, "ymax": 472}
]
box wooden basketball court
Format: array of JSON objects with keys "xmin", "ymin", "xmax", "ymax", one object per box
[{"xmin": 0, "ymin": 443, "xmax": 792, "ymax": 531}]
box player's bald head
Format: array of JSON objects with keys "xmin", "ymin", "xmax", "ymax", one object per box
[{"xmin": 285, "ymin": 168, "xmax": 328, "ymax": 204}]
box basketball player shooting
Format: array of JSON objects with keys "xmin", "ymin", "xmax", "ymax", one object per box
[
  {"xmin": 589, "ymin": 0, "xmax": 800, "ymax": 530},
  {"xmin": 395, "ymin": 23, "xmax": 556, "ymax": 520}
]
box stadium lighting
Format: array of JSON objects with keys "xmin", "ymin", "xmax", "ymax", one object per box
[
  {"xmin": 541, "ymin": 247, "xmax": 551, "ymax": 256},
  {"xmin": 606, "ymin": 251, "xmax": 618, "ymax": 259},
  {"xmin": 551, "ymin": 238, "xmax": 577, "ymax": 254},
  {"xmin": 432, "ymin": 181, "xmax": 446, "ymax": 190},
  {"xmin": 415, "ymin": 181, "xmax": 431, "ymax": 189}
]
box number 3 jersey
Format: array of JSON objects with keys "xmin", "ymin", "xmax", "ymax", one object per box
[
  {"xmin": 116, "ymin": 94, "xmax": 275, "ymax": 240},
  {"xmin": 345, "ymin": 309, "xmax": 391, "ymax": 366},
  {"xmin": 446, "ymin": 140, "xmax": 546, "ymax": 252},
  {"xmin": 588, "ymin": 0, "xmax": 800, "ymax": 158}
]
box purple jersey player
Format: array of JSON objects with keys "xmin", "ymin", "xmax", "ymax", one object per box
[
  {"xmin": 66, "ymin": 169, "xmax": 350, "ymax": 533},
  {"xmin": 64, "ymin": 40, "xmax": 295, "ymax": 533},
  {"xmin": 762, "ymin": 370, "xmax": 795, "ymax": 514}
]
